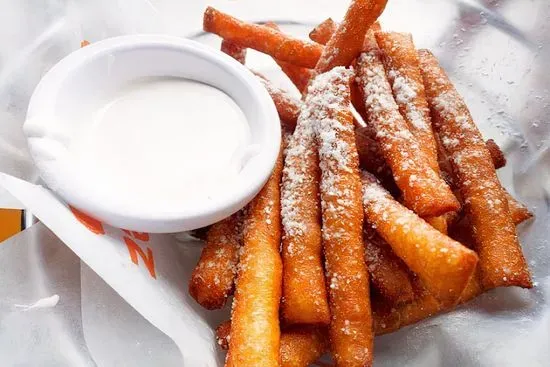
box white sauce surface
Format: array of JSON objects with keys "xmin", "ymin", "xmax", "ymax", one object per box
[{"xmin": 69, "ymin": 77, "xmax": 249, "ymax": 211}]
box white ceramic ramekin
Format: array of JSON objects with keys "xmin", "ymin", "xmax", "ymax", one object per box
[{"xmin": 24, "ymin": 35, "xmax": 280, "ymax": 233}]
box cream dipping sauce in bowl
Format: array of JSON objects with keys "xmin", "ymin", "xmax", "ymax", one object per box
[{"xmin": 24, "ymin": 35, "xmax": 280, "ymax": 233}]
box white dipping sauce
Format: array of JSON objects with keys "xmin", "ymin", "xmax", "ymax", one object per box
[{"xmin": 69, "ymin": 77, "xmax": 249, "ymax": 211}]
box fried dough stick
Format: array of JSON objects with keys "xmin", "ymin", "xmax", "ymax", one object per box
[
  {"xmin": 373, "ymin": 272, "xmax": 483, "ymax": 335},
  {"xmin": 485, "ymin": 138, "xmax": 506, "ymax": 169},
  {"xmin": 507, "ymin": 192, "xmax": 533, "ymax": 225},
  {"xmin": 315, "ymin": 0, "xmax": 388, "ymax": 73},
  {"xmin": 189, "ymin": 214, "xmax": 242, "ymax": 309},
  {"xmin": 204, "ymin": 7, "xmax": 322, "ymax": 68},
  {"xmin": 376, "ymin": 31, "xmax": 449, "ymax": 234},
  {"xmin": 316, "ymin": 24, "xmax": 394, "ymax": 187},
  {"xmin": 280, "ymin": 84, "xmax": 330, "ymax": 325},
  {"xmin": 311, "ymin": 68, "xmax": 373, "ymax": 366},
  {"xmin": 277, "ymin": 60, "xmax": 312, "ymax": 94},
  {"xmin": 264, "ymin": 22, "xmax": 313, "ymax": 93},
  {"xmin": 225, "ymin": 150, "xmax": 284, "ymax": 367},
  {"xmin": 279, "ymin": 327, "xmax": 329, "ymax": 367},
  {"xmin": 356, "ymin": 48, "xmax": 459, "ymax": 217},
  {"xmin": 375, "ymin": 32, "xmax": 439, "ymax": 173},
  {"xmin": 361, "ymin": 172, "xmax": 478, "ymax": 307},
  {"xmin": 419, "ymin": 49, "xmax": 532, "ymax": 289},
  {"xmin": 363, "ymin": 226, "xmax": 415, "ymax": 306},
  {"xmin": 437, "ymin": 134, "xmax": 531, "ymax": 226},
  {"xmin": 221, "ymin": 39, "xmax": 247, "ymax": 64},
  {"xmin": 255, "ymin": 74, "xmax": 300, "ymax": 130},
  {"xmin": 310, "ymin": 19, "xmax": 381, "ymax": 47},
  {"xmin": 219, "ymin": 34, "xmax": 301, "ymax": 129},
  {"xmin": 309, "ymin": 18, "xmax": 337, "ymax": 45},
  {"xmin": 217, "ymin": 321, "xmax": 329, "ymax": 367}
]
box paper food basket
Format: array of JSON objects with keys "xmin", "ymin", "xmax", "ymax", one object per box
[{"xmin": 0, "ymin": 0, "xmax": 549, "ymax": 366}]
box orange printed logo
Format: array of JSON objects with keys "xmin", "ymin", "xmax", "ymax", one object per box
[
  {"xmin": 122, "ymin": 229, "xmax": 150, "ymax": 242},
  {"xmin": 70, "ymin": 206, "xmax": 105, "ymax": 235},
  {"xmin": 124, "ymin": 236, "xmax": 156, "ymax": 279},
  {"xmin": 69, "ymin": 206, "xmax": 156, "ymax": 279}
]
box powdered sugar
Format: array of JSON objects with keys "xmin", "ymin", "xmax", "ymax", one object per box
[
  {"xmin": 389, "ymin": 70, "xmax": 429, "ymax": 131},
  {"xmin": 303, "ymin": 67, "xmax": 360, "ymax": 239},
  {"xmin": 280, "ymin": 117, "xmax": 316, "ymax": 238}
]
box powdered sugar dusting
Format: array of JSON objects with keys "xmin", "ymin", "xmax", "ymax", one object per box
[
  {"xmin": 356, "ymin": 50, "xmax": 450, "ymax": 214},
  {"xmin": 306, "ymin": 68, "xmax": 371, "ymax": 337},
  {"xmin": 281, "ymin": 116, "xmax": 316, "ymax": 238},
  {"xmin": 419, "ymin": 50, "xmax": 531, "ymax": 287},
  {"xmin": 303, "ymin": 67, "xmax": 358, "ymax": 241},
  {"xmin": 388, "ymin": 70, "xmax": 428, "ymax": 131}
]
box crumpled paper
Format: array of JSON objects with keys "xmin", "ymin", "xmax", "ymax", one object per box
[{"xmin": 1, "ymin": 0, "xmax": 549, "ymax": 366}]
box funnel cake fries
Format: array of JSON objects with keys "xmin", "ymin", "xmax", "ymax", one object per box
[
  {"xmin": 315, "ymin": 0, "xmax": 388, "ymax": 73},
  {"xmin": 419, "ymin": 49, "xmax": 532, "ymax": 289},
  {"xmin": 375, "ymin": 32, "xmax": 439, "ymax": 173},
  {"xmin": 276, "ymin": 60, "xmax": 312, "ymax": 94},
  {"xmin": 280, "ymin": 93, "xmax": 330, "ymax": 325},
  {"xmin": 264, "ymin": 22, "xmax": 313, "ymax": 93},
  {"xmin": 356, "ymin": 48, "xmax": 459, "ymax": 217},
  {"xmin": 310, "ymin": 68, "xmax": 374, "ymax": 367},
  {"xmin": 279, "ymin": 326, "xmax": 329, "ymax": 367},
  {"xmin": 363, "ymin": 226, "xmax": 415, "ymax": 306},
  {"xmin": 225, "ymin": 149, "xmax": 284, "ymax": 367},
  {"xmin": 196, "ymin": 3, "xmax": 536, "ymax": 364},
  {"xmin": 255, "ymin": 74, "xmax": 300, "ymax": 130},
  {"xmin": 507, "ymin": 192, "xmax": 533, "ymax": 225},
  {"xmin": 436, "ymin": 133, "xmax": 532, "ymax": 226},
  {"xmin": 309, "ymin": 18, "xmax": 337, "ymax": 45},
  {"xmin": 204, "ymin": 7, "xmax": 322, "ymax": 68},
  {"xmin": 485, "ymin": 138, "xmax": 506, "ymax": 169},
  {"xmin": 374, "ymin": 269, "xmax": 484, "ymax": 335},
  {"xmin": 361, "ymin": 172, "xmax": 478, "ymax": 307},
  {"xmin": 217, "ymin": 321, "xmax": 328, "ymax": 367},
  {"xmin": 375, "ymin": 30, "xmax": 450, "ymax": 234},
  {"xmin": 189, "ymin": 213, "xmax": 242, "ymax": 310}
]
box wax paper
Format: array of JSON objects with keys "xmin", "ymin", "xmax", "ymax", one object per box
[{"xmin": 0, "ymin": 0, "xmax": 549, "ymax": 366}]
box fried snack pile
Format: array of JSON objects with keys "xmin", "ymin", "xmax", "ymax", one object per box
[{"xmin": 191, "ymin": 2, "xmax": 533, "ymax": 366}]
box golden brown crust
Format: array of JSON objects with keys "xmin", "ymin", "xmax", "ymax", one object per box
[
  {"xmin": 309, "ymin": 18, "xmax": 337, "ymax": 45},
  {"xmin": 217, "ymin": 321, "xmax": 329, "ymax": 367},
  {"xmin": 204, "ymin": 7, "xmax": 322, "ymax": 68},
  {"xmin": 419, "ymin": 49, "xmax": 532, "ymax": 289},
  {"xmin": 311, "ymin": 68, "xmax": 374, "ymax": 367},
  {"xmin": 280, "ymin": 88, "xmax": 330, "ymax": 325},
  {"xmin": 363, "ymin": 227, "xmax": 415, "ymax": 306},
  {"xmin": 280, "ymin": 326, "xmax": 329, "ymax": 367},
  {"xmin": 315, "ymin": 0, "xmax": 388, "ymax": 73},
  {"xmin": 225, "ymin": 149, "xmax": 284, "ymax": 367},
  {"xmin": 356, "ymin": 49, "xmax": 460, "ymax": 217},
  {"xmin": 216, "ymin": 320, "xmax": 232, "ymax": 350},
  {"xmin": 264, "ymin": 22, "xmax": 313, "ymax": 93},
  {"xmin": 374, "ymin": 272, "xmax": 483, "ymax": 335},
  {"xmin": 361, "ymin": 172, "xmax": 478, "ymax": 307},
  {"xmin": 375, "ymin": 32, "xmax": 439, "ymax": 174},
  {"xmin": 189, "ymin": 213, "xmax": 242, "ymax": 310},
  {"xmin": 485, "ymin": 138, "xmax": 506, "ymax": 169}
]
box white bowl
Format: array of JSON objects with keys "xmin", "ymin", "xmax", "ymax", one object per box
[{"xmin": 24, "ymin": 35, "xmax": 280, "ymax": 233}]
